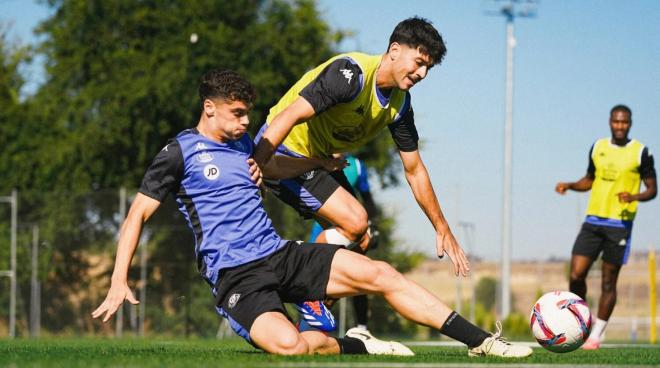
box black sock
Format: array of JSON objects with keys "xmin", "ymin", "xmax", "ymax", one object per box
[
  {"xmin": 439, "ymin": 311, "xmax": 490, "ymax": 348},
  {"xmin": 352, "ymin": 295, "xmax": 368, "ymax": 327},
  {"xmin": 333, "ymin": 337, "xmax": 368, "ymax": 354}
]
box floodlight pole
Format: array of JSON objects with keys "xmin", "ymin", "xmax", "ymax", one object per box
[
  {"xmin": 0, "ymin": 190, "xmax": 17, "ymax": 338},
  {"xmin": 490, "ymin": 0, "xmax": 536, "ymax": 319},
  {"xmin": 30, "ymin": 224, "xmax": 40, "ymax": 338},
  {"xmin": 139, "ymin": 238, "xmax": 147, "ymax": 337},
  {"xmin": 116, "ymin": 187, "xmax": 127, "ymax": 337},
  {"xmin": 458, "ymin": 221, "xmax": 476, "ymax": 323},
  {"xmin": 501, "ymin": 7, "xmax": 515, "ymax": 320}
]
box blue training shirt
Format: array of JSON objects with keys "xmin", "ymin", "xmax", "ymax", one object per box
[{"xmin": 139, "ymin": 129, "xmax": 286, "ymax": 287}]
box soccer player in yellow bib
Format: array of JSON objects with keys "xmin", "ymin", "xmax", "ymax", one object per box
[
  {"xmin": 253, "ymin": 17, "xmax": 492, "ymax": 351},
  {"xmin": 254, "ymin": 17, "xmax": 466, "ymax": 266},
  {"xmin": 555, "ymin": 104, "xmax": 657, "ymax": 350}
]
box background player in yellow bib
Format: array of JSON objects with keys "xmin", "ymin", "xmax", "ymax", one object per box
[
  {"xmin": 254, "ymin": 16, "xmax": 469, "ymax": 276},
  {"xmin": 555, "ymin": 104, "xmax": 656, "ymax": 350}
]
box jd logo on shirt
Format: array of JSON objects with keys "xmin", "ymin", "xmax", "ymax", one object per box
[{"xmin": 204, "ymin": 164, "xmax": 220, "ymax": 180}]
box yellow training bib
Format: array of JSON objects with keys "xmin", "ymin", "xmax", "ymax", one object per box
[
  {"xmin": 266, "ymin": 52, "xmax": 410, "ymax": 158},
  {"xmin": 586, "ymin": 138, "xmax": 645, "ymax": 221}
]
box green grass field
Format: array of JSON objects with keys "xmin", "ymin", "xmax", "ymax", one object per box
[{"xmin": 1, "ymin": 338, "xmax": 658, "ymax": 367}]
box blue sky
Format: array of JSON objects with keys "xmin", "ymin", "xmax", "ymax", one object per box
[{"xmin": 3, "ymin": 1, "xmax": 659, "ymax": 261}]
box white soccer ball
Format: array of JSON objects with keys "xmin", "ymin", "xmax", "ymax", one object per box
[{"xmin": 529, "ymin": 291, "xmax": 592, "ymax": 353}]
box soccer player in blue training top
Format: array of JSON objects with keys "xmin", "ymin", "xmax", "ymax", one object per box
[
  {"xmin": 253, "ymin": 17, "xmax": 472, "ymax": 341},
  {"xmin": 555, "ymin": 104, "xmax": 656, "ymax": 350},
  {"xmin": 92, "ymin": 69, "xmax": 532, "ymax": 358}
]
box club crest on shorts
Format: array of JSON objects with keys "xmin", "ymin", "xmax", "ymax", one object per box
[
  {"xmin": 203, "ymin": 164, "xmax": 220, "ymax": 180},
  {"xmin": 618, "ymin": 238, "xmax": 627, "ymax": 246},
  {"xmin": 228, "ymin": 293, "xmax": 241, "ymax": 309},
  {"xmin": 301, "ymin": 170, "xmax": 315, "ymax": 180}
]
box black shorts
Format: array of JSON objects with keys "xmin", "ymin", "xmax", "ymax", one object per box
[
  {"xmin": 254, "ymin": 123, "xmax": 355, "ymax": 219},
  {"xmin": 213, "ymin": 241, "xmax": 342, "ymax": 344},
  {"xmin": 264, "ymin": 168, "xmax": 354, "ymax": 219},
  {"xmin": 572, "ymin": 222, "xmax": 633, "ymax": 265}
]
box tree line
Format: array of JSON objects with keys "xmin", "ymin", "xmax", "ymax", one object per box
[{"xmin": 0, "ymin": 0, "xmax": 422, "ymax": 337}]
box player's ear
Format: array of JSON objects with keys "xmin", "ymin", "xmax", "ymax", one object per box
[
  {"xmin": 388, "ymin": 42, "xmax": 401, "ymax": 61},
  {"xmin": 203, "ymin": 99, "xmax": 215, "ymax": 116}
]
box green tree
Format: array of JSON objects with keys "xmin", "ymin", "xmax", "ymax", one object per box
[
  {"xmin": 475, "ymin": 276, "xmax": 497, "ymax": 312},
  {"xmin": 0, "ymin": 0, "xmax": 414, "ymax": 336},
  {"xmin": 0, "ymin": 25, "xmax": 32, "ymax": 190},
  {"xmin": 0, "ymin": 23, "xmax": 40, "ymax": 336}
]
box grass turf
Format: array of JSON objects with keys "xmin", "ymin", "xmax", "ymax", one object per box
[{"xmin": 0, "ymin": 338, "xmax": 658, "ymax": 367}]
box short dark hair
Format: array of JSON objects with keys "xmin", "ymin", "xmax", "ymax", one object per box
[
  {"xmin": 199, "ymin": 69, "xmax": 256, "ymax": 105},
  {"xmin": 610, "ymin": 104, "xmax": 632, "ymax": 118},
  {"xmin": 388, "ymin": 17, "xmax": 446, "ymax": 66}
]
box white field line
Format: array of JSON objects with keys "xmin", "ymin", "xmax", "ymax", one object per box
[
  {"xmin": 275, "ymin": 342, "xmax": 659, "ymax": 367},
  {"xmin": 277, "ymin": 364, "xmax": 658, "ymax": 368},
  {"xmin": 403, "ymin": 340, "xmax": 660, "ymax": 349}
]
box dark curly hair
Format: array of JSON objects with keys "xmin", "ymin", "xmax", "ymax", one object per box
[
  {"xmin": 610, "ymin": 104, "xmax": 632, "ymax": 118},
  {"xmin": 388, "ymin": 17, "xmax": 446, "ymax": 66},
  {"xmin": 199, "ymin": 69, "xmax": 256, "ymax": 105}
]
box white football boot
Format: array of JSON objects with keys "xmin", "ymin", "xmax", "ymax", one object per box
[
  {"xmin": 346, "ymin": 327, "xmax": 414, "ymax": 356},
  {"xmin": 468, "ymin": 321, "xmax": 533, "ymax": 358}
]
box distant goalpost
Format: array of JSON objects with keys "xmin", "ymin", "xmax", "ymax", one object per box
[{"xmin": 0, "ymin": 190, "xmax": 17, "ymax": 338}]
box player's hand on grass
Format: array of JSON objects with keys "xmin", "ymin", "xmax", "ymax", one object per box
[
  {"xmin": 92, "ymin": 282, "xmax": 139, "ymax": 323},
  {"xmin": 247, "ymin": 158, "xmax": 263, "ymax": 187},
  {"xmin": 436, "ymin": 230, "xmax": 470, "ymax": 277}
]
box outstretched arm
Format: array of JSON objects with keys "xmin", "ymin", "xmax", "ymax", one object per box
[
  {"xmin": 260, "ymin": 154, "xmax": 347, "ymax": 180},
  {"xmin": 557, "ymin": 144, "xmax": 596, "ymax": 194},
  {"xmin": 253, "ymin": 97, "xmax": 316, "ymax": 167},
  {"xmin": 399, "ymin": 149, "xmax": 470, "ymax": 277},
  {"xmin": 555, "ymin": 176, "xmax": 594, "ymax": 194},
  {"xmin": 92, "ymin": 193, "xmax": 161, "ymax": 322}
]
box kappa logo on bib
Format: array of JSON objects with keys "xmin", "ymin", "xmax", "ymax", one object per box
[{"xmin": 204, "ymin": 164, "xmax": 220, "ymax": 180}]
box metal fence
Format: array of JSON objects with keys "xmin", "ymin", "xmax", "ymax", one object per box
[{"xmin": 0, "ymin": 188, "xmax": 658, "ymax": 342}]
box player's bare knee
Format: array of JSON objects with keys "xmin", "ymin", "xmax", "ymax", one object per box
[
  {"xmin": 270, "ymin": 333, "xmax": 309, "ymax": 355},
  {"xmin": 372, "ymin": 261, "xmax": 405, "ymax": 292},
  {"xmin": 340, "ymin": 210, "xmax": 368, "ymax": 241},
  {"xmin": 601, "ymin": 280, "xmax": 617, "ymax": 294},
  {"xmin": 569, "ymin": 271, "xmax": 586, "ymax": 283}
]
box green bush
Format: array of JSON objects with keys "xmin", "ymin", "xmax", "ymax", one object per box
[{"xmin": 503, "ymin": 312, "xmax": 534, "ymax": 340}]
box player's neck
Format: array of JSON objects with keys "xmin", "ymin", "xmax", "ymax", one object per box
[
  {"xmin": 375, "ymin": 54, "xmax": 396, "ymax": 90},
  {"xmin": 197, "ymin": 119, "xmax": 229, "ymax": 144},
  {"xmin": 611, "ymin": 137, "xmax": 630, "ymax": 146}
]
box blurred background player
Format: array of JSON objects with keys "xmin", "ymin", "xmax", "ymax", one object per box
[
  {"xmin": 303, "ymin": 153, "xmax": 378, "ymax": 335},
  {"xmin": 555, "ymin": 104, "xmax": 656, "ymax": 350},
  {"xmin": 254, "ymin": 16, "xmax": 470, "ymax": 341}
]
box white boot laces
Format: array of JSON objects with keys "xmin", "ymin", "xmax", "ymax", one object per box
[{"xmin": 486, "ymin": 321, "xmax": 512, "ymax": 354}]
